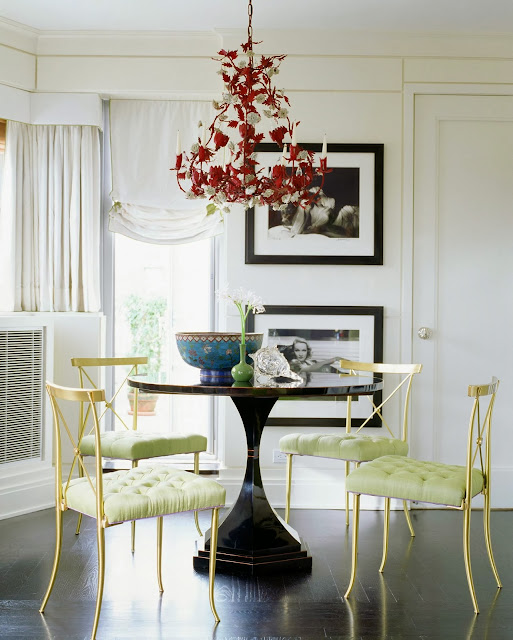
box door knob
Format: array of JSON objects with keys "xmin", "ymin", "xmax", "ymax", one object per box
[{"xmin": 417, "ymin": 327, "xmax": 433, "ymax": 340}]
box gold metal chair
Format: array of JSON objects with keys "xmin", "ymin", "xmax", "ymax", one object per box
[
  {"xmin": 40, "ymin": 382, "xmax": 225, "ymax": 640},
  {"xmin": 344, "ymin": 377, "xmax": 501, "ymax": 613},
  {"xmin": 280, "ymin": 359, "xmax": 422, "ymax": 532},
  {"xmin": 71, "ymin": 357, "xmax": 207, "ymax": 546}
]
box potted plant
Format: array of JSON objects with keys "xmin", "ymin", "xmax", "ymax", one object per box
[{"xmin": 123, "ymin": 294, "xmax": 167, "ymax": 415}]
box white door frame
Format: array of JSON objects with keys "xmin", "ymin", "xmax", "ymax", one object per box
[{"xmin": 401, "ymin": 82, "xmax": 513, "ymax": 365}]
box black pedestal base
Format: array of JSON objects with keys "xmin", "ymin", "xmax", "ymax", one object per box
[
  {"xmin": 193, "ymin": 546, "xmax": 312, "ymax": 575},
  {"xmin": 195, "ymin": 396, "xmax": 314, "ymax": 576}
]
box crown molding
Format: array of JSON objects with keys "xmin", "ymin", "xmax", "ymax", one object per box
[
  {"xmin": 0, "ymin": 17, "xmax": 38, "ymax": 54},
  {"xmin": 1, "ymin": 17, "xmax": 513, "ymax": 60},
  {"xmin": 217, "ymin": 28, "xmax": 513, "ymax": 59},
  {"xmin": 37, "ymin": 31, "xmax": 222, "ymax": 56}
]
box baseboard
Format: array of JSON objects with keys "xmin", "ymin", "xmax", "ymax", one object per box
[{"xmin": 0, "ymin": 463, "xmax": 54, "ymax": 520}]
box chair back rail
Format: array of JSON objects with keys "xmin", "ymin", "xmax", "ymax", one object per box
[
  {"xmin": 71, "ymin": 356, "xmax": 149, "ymax": 437},
  {"xmin": 46, "ymin": 382, "xmax": 106, "ymax": 521},
  {"xmin": 465, "ymin": 377, "xmax": 499, "ymax": 504},
  {"xmin": 339, "ymin": 358, "xmax": 422, "ymax": 441}
]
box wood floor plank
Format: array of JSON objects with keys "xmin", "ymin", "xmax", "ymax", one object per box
[{"xmin": 1, "ymin": 508, "xmax": 512, "ymax": 639}]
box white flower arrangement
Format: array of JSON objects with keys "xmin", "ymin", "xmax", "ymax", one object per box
[{"xmin": 216, "ymin": 286, "xmax": 265, "ymax": 346}]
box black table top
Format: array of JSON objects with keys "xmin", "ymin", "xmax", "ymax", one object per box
[{"xmin": 128, "ymin": 371, "xmax": 383, "ymax": 398}]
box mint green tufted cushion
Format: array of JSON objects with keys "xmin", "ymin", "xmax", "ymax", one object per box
[
  {"xmin": 279, "ymin": 433, "xmax": 408, "ymax": 462},
  {"xmin": 80, "ymin": 432, "xmax": 207, "ymax": 460},
  {"xmin": 345, "ymin": 455, "xmax": 484, "ymax": 507},
  {"xmin": 64, "ymin": 465, "xmax": 225, "ymax": 524}
]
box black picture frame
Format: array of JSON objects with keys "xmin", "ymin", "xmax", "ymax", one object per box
[
  {"xmin": 247, "ymin": 305, "xmax": 384, "ymax": 427},
  {"xmin": 245, "ymin": 143, "xmax": 384, "ymax": 265}
]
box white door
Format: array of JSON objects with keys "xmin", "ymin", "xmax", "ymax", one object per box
[{"xmin": 411, "ymin": 94, "xmax": 513, "ymax": 506}]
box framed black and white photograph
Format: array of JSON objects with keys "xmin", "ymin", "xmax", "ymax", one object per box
[
  {"xmin": 247, "ymin": 305, "xmax": 384, "ymax": 427},
  {"xmin": 245, "ymin": 143, "xmax": 384, "ymax": 265}
]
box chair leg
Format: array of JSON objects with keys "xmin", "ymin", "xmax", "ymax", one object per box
[
  {"xmin": 402, "ymin": 500, "xmax": 415, "ymax": 537},
  {"xmin": 483, "ymin": 489, "xmax": 502, "ymax": 588},
  {"xmin": 75, "ymin": 513, "xmax": 83, "ymax": 536},
  {"xmin": 131, "ymin": 461, "xmax": 137, "ymax": 552},
  {"xmin": 91, "ymin": 522, "xmax": 106, "ymax": 640},
  {"xmin": 193, "ymin": 452, "xmax": 203, "ymax": 536},
  {"xmin": 39, "ymin": 507, "xmax": 63, "ymax": 613},
  {"xmin": 344, "ymin": 493, "xmax": 360, "ymax": 599},
  {"xmin": 209, "ymin": 507, "xmax": 220, "ymax": 623},
  {"xmin": 285, "ymin": 454, "xmax": 293, "ymax": 524},
  {"xmin": 379, "ymin": 497, "xmax": 390, "ymax": 572},
  {"xmin": 345, "ymin": 462, "xmax": 351, "ymax": 527},
  {"xmin": 75, "ymin": 465, "xmax": 84, "ymax": 535},
  {"xmin": 462, "ymin": 502, "xmax": 479, "ymax": 614},
  {"xmin": 157, "ymin": 517, "xmax": 164, "ymax": 592}
]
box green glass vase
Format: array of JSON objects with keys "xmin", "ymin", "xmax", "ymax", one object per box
[{"xmin": 231, "ymin": 343, "xmax": 254, "ymax": 382}]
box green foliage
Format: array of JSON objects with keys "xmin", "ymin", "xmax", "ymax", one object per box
[{"xmin": 123, "ymin": 294, "xmax": 167, "ymax": 379}]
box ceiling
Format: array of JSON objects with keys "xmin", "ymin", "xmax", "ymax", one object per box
[{"xmin": 0, "ymin": 0, "xmax": 513, "ymax": 34}]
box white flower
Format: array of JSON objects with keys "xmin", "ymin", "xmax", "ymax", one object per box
[
  {"xmin": 277, "ymin": 108, "xmax": 289, "ymax": 118},
  {"xmin": 247, "ymin": 112, "xmax": 261, "ymax": 125},
  {"xmin": 215, "ymin": 286, "xmax": 266, "ymax": 344},
  {"xmin": 222, "ymin": 92, "xmax": 235, "ymax": 104}
]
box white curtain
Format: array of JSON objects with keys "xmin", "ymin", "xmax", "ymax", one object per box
[
  {"xmin": 108, "ymin": 100, "xmax": 224, "ymax": 244},
  {"xmin": 0, "ymin": 121, "xmax": 101, "ymax": 312}
]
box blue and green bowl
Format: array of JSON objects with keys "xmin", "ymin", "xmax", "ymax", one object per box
[{"xmin": 175, "ymin": 332, "xmax": 264, "ymax": 383}]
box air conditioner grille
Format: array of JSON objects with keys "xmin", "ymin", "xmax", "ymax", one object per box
[{"xmin": 0, "ymin": 329, "xmax": 44, "ymax": 465}]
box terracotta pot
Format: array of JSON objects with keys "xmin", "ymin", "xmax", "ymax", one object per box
[{"xmin": 127, "ymin": 389, "xmax": 159, "ymax": 416}]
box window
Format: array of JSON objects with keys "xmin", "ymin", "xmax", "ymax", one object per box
[
  {"xmin": 102, "ymin": 101, "xmax": 219, "ymax": 462},
  {"xmin": 112, "ymin": 233, "xmax": 216, "ymax": 456}
]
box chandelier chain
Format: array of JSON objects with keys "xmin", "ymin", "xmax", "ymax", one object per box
[{"xmin": 247, "ymin": 0, "xmax": 253, "ymax": 50}]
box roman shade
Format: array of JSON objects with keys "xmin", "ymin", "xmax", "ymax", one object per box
[{"xmin": 108, "ymin": 99, "xmax": 224, "ymax": 244}]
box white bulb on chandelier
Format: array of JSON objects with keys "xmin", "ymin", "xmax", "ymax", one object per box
[{"xmin": 321, "ymin": 134, "xmax": 327, "ymax": 160}]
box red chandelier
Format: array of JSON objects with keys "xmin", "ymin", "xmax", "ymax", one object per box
[{"xmin": 173, "ymin": 0, "xmax": 329, "ymax": 215}]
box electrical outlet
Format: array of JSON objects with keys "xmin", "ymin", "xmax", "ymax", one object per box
[{"xmin": 273, "ymin": 449, "xmax": 287, "ymax": 463}]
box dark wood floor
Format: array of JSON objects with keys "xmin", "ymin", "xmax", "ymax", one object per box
[{"xmin": 1, "ymin": 506, "xmax": 512, "ymax": 639}]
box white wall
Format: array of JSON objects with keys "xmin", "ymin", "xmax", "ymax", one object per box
[
  {"xmin": 1, "ymin": 19, "xmax": 512, "ymax": 509},
  {"xmin": 0, "ymin": 313, "xmax": 104, "ymax": 519}
]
